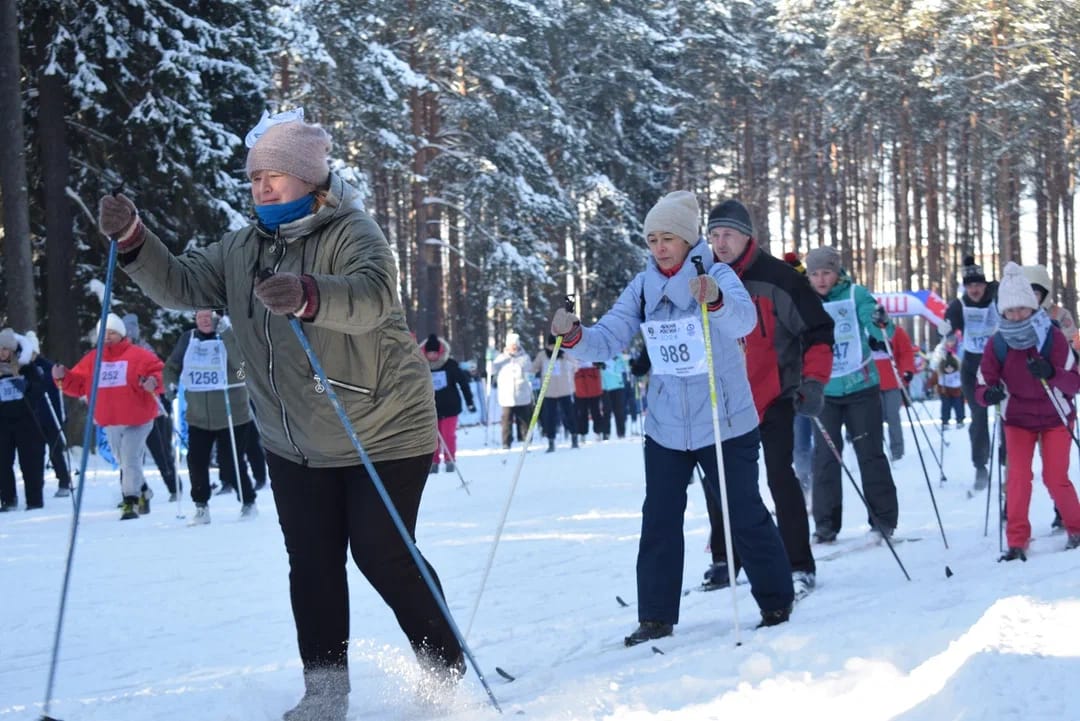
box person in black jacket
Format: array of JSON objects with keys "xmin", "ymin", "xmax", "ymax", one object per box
[
  {"xmin": 421, "ymin": 334, "xmax": 475, "ymax": 473},
  {"xmin": 0, "ymin": 329, "xmax": 47, "ymax": 511},
  {"xmin": 22, "ymin": 332, "xmax": 73, "ymax": 497},
  {"xmin": 944, "ymin": 256, "xmax": 999, "ymax": 491},
  {"xmin": 704, "ymin": 200, "xmax": 835, "ymax": 601}
]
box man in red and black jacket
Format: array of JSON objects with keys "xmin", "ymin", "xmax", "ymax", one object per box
[{"xmin": 704, "ymin": 200, "xmax": 835, "ymax": 599}]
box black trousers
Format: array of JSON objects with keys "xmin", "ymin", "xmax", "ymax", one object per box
[
  {"xmin": 243, "ymin": 422, "xmax": 267, "ymax": 486},
  {"xmin": 144, "ymin": 414, "xmax": 177, "ymax": 494},
  {"xmin": 575, "ymin": 395, "xmax": 604, "ymax": 437},
  {"xmin": 540, "ymin": 395, "xmax": 576, "ymax": 439},
  {"xmin": 712, "ymin": 400, "xmax": 815, "ymax": 574},
  {"xmin": 811, "ymin": 387, "xmax": 899, "ymax": 536},
  {"xmin": 603, "ymin": 388, "xmax": 627, "ymax": 438},
  {"xmin": 268, "ymin": 451, "xmax": 461, "ymax": 675},
  {"xmin": 960, "ymin": 359, "xmax": 990, "ymax": 470},
  {"xmin": 187, "ymin": 422, "xmax": 255, "ymax": 505},
  {"xmin": 40, "ymin": 419, "xmax": 72, "ymax": 488},
  {"xmin": 0, "ymin": 417, "xmax": 45, "ymax": 507}
]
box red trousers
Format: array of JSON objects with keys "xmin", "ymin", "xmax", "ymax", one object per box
[
  {"xmin": 432, "ymin": 416, "xmax": 458, "ymax": 464},
  {"xmin": 1004, "ymin": 424, "xmax": 1080, "ymax": 548}
]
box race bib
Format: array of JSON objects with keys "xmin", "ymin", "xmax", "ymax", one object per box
[
  {"xmin": 962, "ymin": 306, "xmax": 996, "ymax": 354},
  {"xmin": 182, "ymin": 337, "xmax": 228, "ymax": 392},
  {"xmin": 640, "ymin": 317, "xmax": 707, "ymax": 377},
  {"xmin": 98, "ymin": 360, "xmax": 128, "ymax": 388},
  {"xmin": 0, "ymin": 376, "xmax": 25, "ymax": 402},
  {"xmin": 431, "ymin": 370, "xmax": 448, "ymax": 391},
  {"xmin": 823, "ymin": 290, "xmax": 866, "ymax": 378}
]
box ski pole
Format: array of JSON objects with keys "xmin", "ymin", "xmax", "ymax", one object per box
[
  {"xmin": 1038, "ymin": 377, "xmax": 1080, "ymax": 454},
  {"xmin": 40, "ymin": 392, "xmax": 76, "ymax": 504},
  {"xmin": 466, "ymin": 296, "xmax": 574, "ymax": 640},
  {"xmin": 905, "ymin": 390, "xmax": 949, "ymax": 480},
  {"xmin": 41, "ymin": 196, "xmax": 123, "ymax": 721},
  {"xmin": 881, "ymin": 334, "xmax": 948, "ymax": 549},
  {"xmin": 436, "ymin": 428, "xmax": 471, "ymax": 494},
  {"xmin": 984, "ymin": 406, "xmax": 1001, "ymax": 538},
  {"xmin": 278, "ymin": 308, "xmax": 501, "ymax": 714},
  {"xmin": 997, "ymin": 419, "xmax": 1006, "ymax": 553},
  {"xmin": 811, "ymin": 416, "xmax": 911, "ymax": 581},
  {"xmin": 221, "ymin": 378, "xmax": 246, "ymax": 508},
  {"xmin": 691, "ymin": 256, "xmax": 742, "ymax": 645}
]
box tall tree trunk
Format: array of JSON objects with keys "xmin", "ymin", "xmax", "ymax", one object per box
[
  {"xmin": 0, "ymin": 0, "xmax": 35, "ymax": 329},
  {"xmin": 36, "ymin": 49, "xmax": 78, "ymax": 363}
]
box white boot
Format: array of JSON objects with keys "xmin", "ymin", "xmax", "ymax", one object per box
[{"xmin": 188, "ymin": 504, "xmax": 211, "ymax": 526}]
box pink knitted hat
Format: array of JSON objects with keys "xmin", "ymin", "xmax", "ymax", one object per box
[{"xmin": 245, "ymin": 120, "xmax": 332, "ymax": 186}]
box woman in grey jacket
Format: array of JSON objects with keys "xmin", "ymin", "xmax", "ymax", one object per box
[
  {"xmin": 96, "ymin": 112, "xmax": 459, "ymax": 720},
  {"xmin": 550, "ymin": 191, "xmax": 794, "ymax": 645}
]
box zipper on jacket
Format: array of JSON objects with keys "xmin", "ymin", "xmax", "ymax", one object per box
[
  {"xmin": 755, "ymin": 299, "xmax": 767, "ymax": 338},
  {"xmin": 264, "ymin": 244, "xmax": 307, "ymax": 464},
  {"xmin": 324, "ymin": 376, "xmax": 375, "ymax": 398}
]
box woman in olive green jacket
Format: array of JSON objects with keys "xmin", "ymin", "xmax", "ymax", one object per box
[{"xmin": 97, "ymin": 113, "xmax": 458, "ymax": 721}]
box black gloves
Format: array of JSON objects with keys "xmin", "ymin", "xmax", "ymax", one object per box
[
  {"xmin": 867, "ymin": 336, "xmax": 887, "ymax": 352},
  {"xmin": 902, "ymin": 370, "xmax": 914, "ymax": 384},
  {"xmin": 871, "ymin": 305, "xmax": 889, "ymax": 328},
  {"xmin": 794, "ymin": 379, "xmax": 825, "ymax": 418},
  {"xmin": 1027, "ymin": 356, "xmax": 1054, "ymax": 380},
  {"xmin": 467, "ymin": 403, "xmax": 476, "ymax": 413},
  {"xmin": 983, "ymin": 383, "xmax": 1006, "ymax": 405}
]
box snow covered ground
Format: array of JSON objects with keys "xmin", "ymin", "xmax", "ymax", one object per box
[{"xmin": 2, "ymin": 403, "xmax": 1079, "ymax": 721}]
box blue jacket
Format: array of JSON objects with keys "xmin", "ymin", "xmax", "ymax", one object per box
[
  {"xmin": 566, "ymin": 240, "xmax": 758, "ymax": 450},
  {"xmin": 600, "ymin": 355, "xmax": 629, "ymax": 392}
]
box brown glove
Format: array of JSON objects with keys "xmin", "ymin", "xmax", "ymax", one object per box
[
  {"xmin": 98, "ymin": 194, "xmax": 144, "ymax": 250},
  {"xmin": 254, "ymin": 272, "xmax": 320, "ymax": 318}
]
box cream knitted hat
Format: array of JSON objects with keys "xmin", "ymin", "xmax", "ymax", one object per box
[{"xmin": 643, "ymin": 191, "xmax": 701, "ymax": 244}]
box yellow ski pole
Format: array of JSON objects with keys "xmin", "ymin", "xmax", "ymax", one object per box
[
  {"xmin": 690, "ymin": 256, "xmax": 742, "ymax": 646},
  {"xmin": 465, "ymin": 296, "xmax": 574, "ymax": 639}
]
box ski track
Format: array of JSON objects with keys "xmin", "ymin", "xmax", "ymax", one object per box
[{"xmin": 2, "ymin": 417, "xmax": 1079, "ymax": 720}]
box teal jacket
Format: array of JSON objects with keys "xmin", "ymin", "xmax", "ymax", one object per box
[{"xmin": 821, "ymin": 273, "xmax": 894, "ymax": 398}]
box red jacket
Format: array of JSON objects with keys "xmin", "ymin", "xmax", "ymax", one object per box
[
  {"xmin": 976, "ymin": 326, "xmax": 1080, "ymax": 431},
  {"xmin": 58, "ymin": 339, "xmax": 164, "ymax": 427},
  {"xmin": 873, "ymin": 325, "xmax": 915, "ymax": 391},
  {"xmin": 574, "ymin": 365, "xmax": 603, "ymax": 399},
  {"xmin": 726, "ymin": 239, "xmax": 835, "ymax": 420}
]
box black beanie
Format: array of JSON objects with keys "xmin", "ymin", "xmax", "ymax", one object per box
[
  {"xmin": 424, "ymin": 334, "xmax": 441, "ymax": 352},
  {"xmin": 706, "ymin": 199, "xmax": 753, "ymax": 237},
  {"xmin": 961, "ymin": 255, "xmax": 986, "ymax": 284}
]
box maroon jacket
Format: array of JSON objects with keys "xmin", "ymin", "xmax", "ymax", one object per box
[{"xmin": 976, "ymin": 326, "xmax": 1080, "ymax": 431}]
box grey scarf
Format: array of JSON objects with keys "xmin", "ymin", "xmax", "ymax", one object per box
[{"xmin": 998, "ymin": 308, "xmax": 1051, "ymax": 351}]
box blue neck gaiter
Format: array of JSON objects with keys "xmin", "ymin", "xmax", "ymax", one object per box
[{"xmin": 255, "ymin": 194, "xmax": 316, "ymax": 231}]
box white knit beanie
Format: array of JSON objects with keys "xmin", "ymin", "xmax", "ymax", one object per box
[
  {"xmin": 245, "ymin": 120, "xmax": 332, "ymax": 186},
  {"xmin": 996, "ymin": 262, "xmax": 1039, "ymax": 313},
  {"xmin": 643, "ymin": 191, "xmax": 700, "ymax": 244},
  {"xmin": 102, "ymin": 312, "xmax": 127, "ymax": 338}
]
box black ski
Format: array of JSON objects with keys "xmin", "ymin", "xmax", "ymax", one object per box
[{"xmin": 817, "ymin": 536, "xmax": 922, "ymax": 563}]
